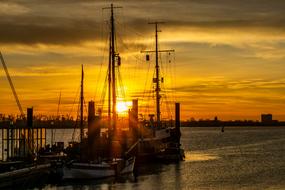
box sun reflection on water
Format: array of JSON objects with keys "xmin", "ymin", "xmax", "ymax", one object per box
[{"xmin": 184, "ymin": 151, "xmax": 220, "ymax": 162}]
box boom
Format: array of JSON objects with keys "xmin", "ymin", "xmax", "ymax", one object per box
[{"xmin": 0, "ymin": 51, "xmax": 25, "ymax": 117}]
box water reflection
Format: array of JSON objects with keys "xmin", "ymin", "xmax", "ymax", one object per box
[
  {"xmin": 184, "ymin": 151, "xmax": 219, "ymax": 162},
  {"xmin": 52, "ymin": 175, "xmax": 136, "ymax": 190},
  {"xmin": 1, "ymin": 127, "xmax": 283, "ymax": 189}
]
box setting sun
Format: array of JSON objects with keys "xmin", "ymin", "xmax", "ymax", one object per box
[{"xmin": 116, "ymin": 101, "xmax": 132, "ymax": 114}]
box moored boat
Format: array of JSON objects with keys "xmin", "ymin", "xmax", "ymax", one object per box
[
  {"xmin": 135, "ymin": 23, "xmax": 185, "ymax": 162},
  {"xmin": 63, "ymin": 157, "xmax": 135, "ymax": 179},
  {"xmin": 62, "ymin": 4, "xmax": 136, "ymax": 180},
  {"xmin": 0, "ymin": 163, "xmax": 51, "ymax": 189}
]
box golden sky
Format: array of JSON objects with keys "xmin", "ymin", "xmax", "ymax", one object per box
[{"xmin": 1, "ymin": 0, "xmax": 285, "ymax": 121}]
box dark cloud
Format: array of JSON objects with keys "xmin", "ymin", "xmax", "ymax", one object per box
[
  {"xmin": 0, "ymin": 16, "xmax": 101, "ymax": 44},
  {"xmin": 173, "ymin": 79, "xmax": 285, "ymax": 93},
  {"xmin": 1, "ymin": 0, "xmax": 285, "ymax": 45}
]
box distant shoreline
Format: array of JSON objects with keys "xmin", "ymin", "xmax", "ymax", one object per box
[
  {"xmin": 181, "ymin": 125, "xmax": 285, "ymax": 128},
  {"xmin": 181, "ymin": 121, "xmax": 285, "ymax": 127}
]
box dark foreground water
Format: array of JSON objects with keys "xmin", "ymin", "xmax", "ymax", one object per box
[{"xmin": 5, "ymin": 127, "xmax": 285, "ymax": 189}]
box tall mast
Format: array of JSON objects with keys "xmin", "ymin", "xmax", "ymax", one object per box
[
  {"xmin": 154, "ymin": 23, "xmax": 161, "ymax": 127},
  {"xmin": 142, "ymin": 22, "xmax": 174, "ymax": 128},
  {"xmin": 110, "ymin": 4, "xmax": 116, "ymax": 131},
  {"xmin": 149, "ymin": 22, "xmax": 163, "ymax": 127},
  {"xmin": 104, "ymin": 4, "xmax": 122, "ymax": 131},
  {"xmin": 108, "ymin": 34, "xmax": 111, "ymax": 122},
  {"xmin": 80, "ymin": 64, "xmax": 84, "ymax": 143}
]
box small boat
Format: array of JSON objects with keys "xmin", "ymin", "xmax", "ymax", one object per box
[
  {"xmin": 62, "ymin": 4, "xmax": 135, "ymax": 180},
  {"xmin": 63, "ymin": 157, "xmax": 135, "ymax": 179}
]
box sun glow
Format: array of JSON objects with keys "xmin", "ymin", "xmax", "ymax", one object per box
[{"xmin": 116, "ymin": 101, "xmax": 132, "ymax": 114}]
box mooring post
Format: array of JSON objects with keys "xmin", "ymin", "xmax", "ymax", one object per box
[
  {"xmin": 175, "ymin": 103, "xmax": 181, "ymax": 144},
  {"xmin": 27, "ymin": 107, "xmax": 33, "ymax": 158},
  {"xmin": 131, "ymin": 99, "xmax": 139, "ymax": 140},
  {"xmin": 88, "ymin": 101, "xmax": 96, "ymax": 159}
]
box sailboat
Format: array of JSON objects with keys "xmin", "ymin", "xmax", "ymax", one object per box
[
  {"xmin": 136, "ymin": 22, "xmax": 185, "ymax": 162},
  {"xmin": 62, "ymin": 4, "xmax": 135, "ymax": 180}
]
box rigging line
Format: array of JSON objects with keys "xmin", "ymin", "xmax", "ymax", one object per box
[
  {"xmin": 169, "ymin": 56, "xmax": 176, "ymax": 117},
  {"xmin": 173, "ymin": 52, "xmax": 177, "ymax": 102},
  {"xmin": 147, "ymin": 66, "xmax": 156, "ymax": 113},
  {"xmin": 116, "ymin": 33, "xmax": 145, "ymax": 62},
  {"xmin": 94, "ymin": 44, "xmax": 108, "ymax": 97},
  {"xmin": 142, "ymin": 55, "xmax": 151, "ymax": 100},
  {"xmin": 159, "ymin": 52, "xmax": 165, "ymax": 78},
  {"xmin": 84, "ymin": 98, "xmax": 88, "ymax": 117},
  {"xmin": 68, "ymin": 86, "xmax": 80, "ymax": 118},
  {"xmin": 160, "ymin": 52, "xmax": 174, "ymax": 119},
  {"xmin": 72, "ymin": 95, "xmax": 81, "ymax": 142},
  {"xmin": 142, "ymin": 73, "xmax": 151, "ymax": 113},
  {"xmin": 117, "ymin": 16, "xmax": 147, "ymax": 38},
  {"xmin": 163, "ymin": 53, "xmax": 174, "ymax": 113},
  {"xmin": 117, "ymin": 67, "xmax": 126, "ymax": 100},
  {"xmin": 94, "ymin": 31, "xmax": 109, "ymax": 100},
  {"xmin": 169, "ymin": 53, "xmax": 176, "ymax": 107},
  {"xmin": 52, "ymin": 90, "xmax": 62, "ymax": 145},
  {"xmin": 114, "ymin": 19, "xmax": 120, "ymax": 57},
  {"xmin": 116, "ymin": 34, "xmax": 154, "ymax": 97},
  {"xmin": 115, "ymin": 70, "xmax": 120, "ymax": 100},
  {"xmin": 113, "ymin": 15, "xmax": 145, "ymax": 81},
  {"xmin": 163, "ymin": 91, "xmax": 173, "ymax": 120},
  {"xmin": 94, "ymin": 9, "xmax": 110, "ymax": 100},
  {"xmin": 119, "ymin": 5, "xmax": 126, "ymax": 38},
  {"xmin": 99, "ymin": 68, "xmax": 108, "ymax": 111},
  {"xmin": 113, "ymin": 35, "xmax": 129, "ymax": 81},
  {"xmin": 133, "ymin": 59, "xmax": 140, "ymax": 94},
  {"xmin": 142, "ymin": 52, "xmax": 155, "ymax": 117},
  {"xmin": 56, "ymin": 90, "xmax": 62, "ymax": 117},
  {"xmin": 115, "ymin": 27, "xmax": 137, "ymax": 50},
  {"xmin": 144, "ymin": 69, "xmax": 156, "ymax": 115},
  {"xmin": 124, "ymin": 25, "xmax": 146, "ymax": 38},
  {"xmin": 162, "ymin": 82, "xmax": 173, "ymax": 120},
  {"xmin": 99, "ymin": 73, "xmax": 107, "ymax": 108},
  {"xmin": 118, "ymin": 5, "xmax": 143, "ymax": 74},
  {"xmin": 165, "ymin": 53, "xmax": 172, "ymax": 103}
]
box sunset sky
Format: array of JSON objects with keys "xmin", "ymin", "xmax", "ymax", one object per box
[{"xmin": 1, "ymin": 0, "xmax": 285, "ymax": 121}]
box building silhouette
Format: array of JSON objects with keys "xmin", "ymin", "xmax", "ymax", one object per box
[{"xmin": 261, "ymin": 114, "xmax": 273, "ymax": 123}]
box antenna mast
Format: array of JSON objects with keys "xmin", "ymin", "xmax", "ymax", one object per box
[{"xmin": 142, "ymin": 22, "xmax": 174, "ymax": 128}]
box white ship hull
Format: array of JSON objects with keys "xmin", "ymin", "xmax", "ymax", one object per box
[{"xmin": 63, "ymin": 157, "xmax": 135, "ymax": 179}]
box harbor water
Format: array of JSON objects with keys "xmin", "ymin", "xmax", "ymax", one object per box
[{"xmin": 1, "ymin": 127, "xmax": 285, "ymax": 189}]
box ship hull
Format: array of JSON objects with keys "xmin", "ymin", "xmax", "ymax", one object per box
[
  {"xmin": 63, "ymin": 167, "xmax": 115, "ymax": 179},
  {"xmin": 0, "ymin": 164, "xmax": 51, "ymax": 189},
  {"xmin": 63, "ymin": 157, "xmax": 135, "ymax": 180}
]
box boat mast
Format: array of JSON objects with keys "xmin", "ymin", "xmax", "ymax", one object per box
[
  {"xmin": 108, "ymin": 34, "xmax": 111, "ymax": 122},
  {"xmin": 154, "ymin": 23, "xmax": 161, "ymax": 127},
  {"xmin": 142, "ymin": 22, "xmax": 174, "ymax": 128},
  {"xmin": 111, "ymin": 4, "xmax": 116, "ymax": 131},
  {"xmin": 80, "ymin": 64, "xmax": 84, "ymax": 143},
  {"xmin": 104, "ymin": 4, "xmax": 122, "ymax": 131},
  {"xmin": 149, "ymin": 22, "xmax": 163, "ymax": 127}
]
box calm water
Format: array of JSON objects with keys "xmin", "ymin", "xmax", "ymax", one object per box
[{"xmin": 2, "ymin": 127, "xmax": 285, "ymax": 189}]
